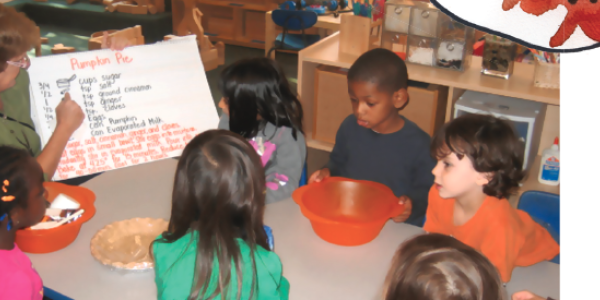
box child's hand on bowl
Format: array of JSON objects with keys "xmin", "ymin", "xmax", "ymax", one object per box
[
  {"xmin": 309, "ymin": 168, "xmax": 331, "ymax": 184},
  {"xmin": 392, "ymin": 195, "xmax": 412, "ymax": 223}
]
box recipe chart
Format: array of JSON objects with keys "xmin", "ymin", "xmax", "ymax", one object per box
[{"xmin": 28, "ymin": 36, "xmax": 219, "ymax": 181}]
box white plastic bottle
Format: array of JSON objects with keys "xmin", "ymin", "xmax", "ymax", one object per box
[{"xmin": 538, "ymin": 137, "xmax": 560, "ymax": 186}]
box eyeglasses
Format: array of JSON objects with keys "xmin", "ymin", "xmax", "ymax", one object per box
[{"xmin": 6, "ymin": 55, "xmax": 31, "ymax": 70}]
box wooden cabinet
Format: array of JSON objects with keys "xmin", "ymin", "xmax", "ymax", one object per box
[
  {"xmin": 313, "ymin": 65, "xmax": 448, "ymax": 146},
  {"xmin": 172, "ymin": 0, "xmax": 280, "ymax": 49}
]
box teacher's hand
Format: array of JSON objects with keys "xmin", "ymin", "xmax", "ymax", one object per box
[{"xmin": 55, "ymin": 93, "xmax": 84, "ymax": 134}]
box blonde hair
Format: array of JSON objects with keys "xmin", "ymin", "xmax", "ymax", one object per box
[
  {"xmin": 0, "ymin": 4, "xmax": 38, "ymax": 72},
  {"xmin": 384, "ymin": 233, "xmax": 507, "ymax": 300}
]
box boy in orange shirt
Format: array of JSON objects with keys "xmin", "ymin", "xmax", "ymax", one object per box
[{"xmin": 423, "ymin": 113, "xmax": 559, "ymax": 283}]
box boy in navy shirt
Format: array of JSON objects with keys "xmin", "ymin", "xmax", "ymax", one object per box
[{"xmin": 309, "ymin": 48, "xmax": 435, "ymax": 226}]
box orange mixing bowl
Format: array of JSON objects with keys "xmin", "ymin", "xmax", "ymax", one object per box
[
  {"xmin": 292, "ymin": 177, "xmax": 404, "ymax": 246},
  {"xmin": 16, "ymin": 182, "xmax": 96, "ymax": 254}
]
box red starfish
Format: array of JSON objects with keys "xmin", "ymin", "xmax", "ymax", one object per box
[{"xmin": 502, "ymin": 0, "xmax": 600, "ymax": 48}]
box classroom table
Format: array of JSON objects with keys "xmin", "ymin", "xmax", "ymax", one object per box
[
  {"xmin": 27, "ymin": 159, "xmax": 560, "ymax": 299},
  {"xmin": 265, "ymin": 10, "xmax": 344, "ymax": 59}
]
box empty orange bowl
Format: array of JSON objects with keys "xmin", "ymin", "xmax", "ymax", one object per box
[
  {"xmin": 16, "ymin": 182, "xmax": 96, "ymax": 254},
  {"xmin": 292, "ymin": 177, "xmax": 404, "ymax": 246}
]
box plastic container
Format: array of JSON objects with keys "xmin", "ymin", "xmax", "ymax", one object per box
[
  {"xmin": 407, "ymin": 36, "xmax": 435, "ymax": 66},
  {"xmin": 16, "ymin": 182, "xmax": 96, "ymax": 253},
  {"xmin": 381, "ymin": 0, "xmax": 474, "ymax": 71},
  {"xmin": 533, "ymin": 60, "xmax": 560, "ymax": 89},
  {"xmin": 409, "ymin": 4, "xmax": 439, "ymax": 38},
  {"xmin": 481, "ymin": 35, "xmax": 517, "ymax": 79},
  {"xmin": 292, "ymin": 177, "xmax": 405, "ymax": 246},
  {"xmin": 538, "ymin": 137, "xmax": 560, "ymax": 186}
]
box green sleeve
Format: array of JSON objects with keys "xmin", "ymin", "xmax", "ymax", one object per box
[
  {"xmin": 0, "ymin": 70, "xmax": 43, "ymax": 159},
  {"xmin": 253, "ymin": 248, "xmax": 290, "ymax": 300}
]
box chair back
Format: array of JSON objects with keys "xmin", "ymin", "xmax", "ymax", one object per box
[
  {"xmin": 518, "ymin": 190, "xmax": 560, "ymax": 264},
  {"xmin": 517, "ymin": 191, "xmax": 560, "ymax": 238},
  {"xmin": 299, "ymin": 162, "xmax": 308, "ymax": 187},
  {"xmin": 272, "ymin": 9, "xmax": 318, "ymax": 31}
]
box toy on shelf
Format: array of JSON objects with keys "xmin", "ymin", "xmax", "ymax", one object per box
[
  {"xmin": 34, "ymin": 26, "xmax": 48, "ymax": 57},
  {"xmin": 88, "ymin": 25, "xmax": 145, "ymax": 51},
  {"xmin": 381, "ymin": 0, "xmax": 475, "ymax": 72},
  {"xmin": 51, "ymin": 44, "xmax": 76, "ymax": 54},
  {"xmin": 279, "ymin": 0, "xmax": 306, "ymax": 10},
  {"xmin": 282, "ymin": 0, "xmax": 351, "ymax": 17},
  {"xmin": 167, "ymin": 5, "xmax": 225, "ymax": 72},
  {"xmin": 104, "ymin": 0, "xmax": 164, "ymax": 14},
  {"xmin": 371, "ymin": 0, "xmax": 384, "ymax": 21},
  {"xmin": 481, "ymin": 35, "xmax": 516, "ymax": 79}
]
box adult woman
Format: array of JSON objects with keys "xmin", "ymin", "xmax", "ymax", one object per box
[
  {"xmin": 0, "ymin": 4, "xmax": 128, "ymax": 183},
  {"xmin": 0, "ymin": 4, "xmax": 84, "ymax": 181}
]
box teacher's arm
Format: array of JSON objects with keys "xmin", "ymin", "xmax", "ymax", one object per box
[{"xmin": 36, "ymin": 93, "xmax": 84, "ymax": 178}]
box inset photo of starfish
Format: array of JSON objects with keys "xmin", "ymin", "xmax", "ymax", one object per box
[{"xmin": 431, "ymin": 0, "xmax": 600, "ymax": 52}]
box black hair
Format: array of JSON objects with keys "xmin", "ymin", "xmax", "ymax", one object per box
[
  {"xmin": 431, "ymin": 113, "xmax": 525, "ymax": 199},
  {"xmin": 155, "ymin": 129, "xmax": 268, "ymax": 299},
  {"xmin": 0, "ymin": 146, "xmax": 33, "ymax": 221},
  {"xmin": 218, "ymin": 57, "xmax": 304, "ymax": 140},
  {"xmin": 347, "ymin": 48, "xmax": 409, "ymax": 95}
]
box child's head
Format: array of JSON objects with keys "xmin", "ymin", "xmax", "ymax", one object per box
[
  {"xmin": 218, "ymin": 57, "xmax": 304, "ymax": 140},
  {"xmin": 0, "ymin": 146, "xmax": 46, "ymax": 233},
  {"xmin": 347, "ymin": 48, "xmax": 409, "ymax": 132},
  {"xmin": 162, "ymin": 129, "xmax": 268, "ymax": 299},
  {"xmin": 384, "ymin": 233, "xmax": 506, "ymax": 300},
  {"xmin": 0, "ymin": 4, "xmax": 38, "ymax": 92},
  {"xmin": 430, "ymin": 114, "xmax": 525, "ymax": 200}
]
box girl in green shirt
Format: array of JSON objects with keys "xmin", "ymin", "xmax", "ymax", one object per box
[{"xmin": 153, "ymin": 129, "xmax": 290, "ymax": 300}]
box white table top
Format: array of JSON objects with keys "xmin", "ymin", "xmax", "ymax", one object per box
[{"xmin": 28, "ymin": 159, "xmax": 560, "ymax": 299}]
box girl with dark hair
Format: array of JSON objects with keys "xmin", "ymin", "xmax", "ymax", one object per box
[
  {"xmin": 0, "ymin": 146, "xmax": 48, "ymax": 299},
  {"xmin": 152, "ymin": 130, "xmax": 289, "ymax": 300},
  {"xmin": 217, "ymin": 57, "xmax": 306, "ymax": 204}
]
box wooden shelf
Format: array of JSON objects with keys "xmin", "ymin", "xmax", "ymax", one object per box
[
  {"xmin": 197, "ymin": 0, "xmax": 272, "ymax": 11},
  {"xmin": 172, "ymin": 0, "xmax": 278, "ymax": 49},
  {"xmin": 300, "ymin": 33, "xmax": 559, "ymax": 106},
  {"xmin": 207, "ymin": 35, "xmax": 265, "ymax": 49},
  {"xmin": 306, "ymin": 134, "xmax": 334, "ymax": 152}
]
